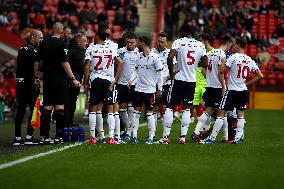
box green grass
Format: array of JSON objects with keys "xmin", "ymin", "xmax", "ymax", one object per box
[{"xmin": 0, "ymin": 110, "xmax": 283, "ymax": 189}]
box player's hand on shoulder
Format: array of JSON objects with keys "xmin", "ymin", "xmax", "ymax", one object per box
[
  {"xmin": 127, "ymin": 80, "xmax": 133, "ymax": 89},
  {"xmin": 156, "ymin": 90, "xmax": 162, "ymax": 99}
]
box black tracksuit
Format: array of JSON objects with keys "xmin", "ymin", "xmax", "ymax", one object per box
[
  {"xmin": 64, "ymin": 38, "xmax": 85, "ymax": 126},
  {"xmin": 15, "ymin": 43, "xmax": 39, "ymax": 137}
]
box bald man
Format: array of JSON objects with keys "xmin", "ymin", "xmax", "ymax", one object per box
[
  {"xmin": 34, "ymin": 22, "xmax": 80, "ymax": 144},
  {"xmin": 14, "ymin": 30, "xmax": 43, "ymax": 145}
]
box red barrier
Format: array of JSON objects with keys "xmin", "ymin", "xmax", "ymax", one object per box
[{"xmin": 0, "ymin": 27, "xmax": 25, "ymax": 50}]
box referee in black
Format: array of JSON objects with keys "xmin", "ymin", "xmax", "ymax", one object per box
[
  {"xmin": 64, "ymin": 33, "xmax": 87, "ymax": 126},
  {"xmin": 13, "ymin": 30, "xmax": 43, "ymax": 146},
  {"xmin": 34, "ymin": 22, "xmax": 80, "ymax": 144}
]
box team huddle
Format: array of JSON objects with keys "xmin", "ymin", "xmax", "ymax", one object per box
[
  {"xmin": 13, "ymin": 21, "xmax": 263, "ymax": 146},
  {"xmin": 83, "ymin": 24, "xmax": 263, "ymax": 145}
]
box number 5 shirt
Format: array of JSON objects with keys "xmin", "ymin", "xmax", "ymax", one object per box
[
  {"xmin": 226, "ymin": 53, "xmax": 259, "ymax": 91},
  {"xmin": 171, "ymin": 37, "xmax": 206, "ymax": 82},
  {"xmin": 85, "ymin": 41, "xmax": 118, "ymax": 82}
]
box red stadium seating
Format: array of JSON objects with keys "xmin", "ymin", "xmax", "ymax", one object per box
[
  {"xmin": 87, "ymin": 1, "xmax": 95, "ymax": 8},
  {"xmin": 107, "ymin": 10, "xmax": 116, "ymax": 17}
]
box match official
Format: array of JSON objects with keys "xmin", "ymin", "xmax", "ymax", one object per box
[
  {"xmin": 13, "ymin": 30, "xmax": 43, "ymax": 146},
  {"xmin": 34, "ymin": 22, "xmax": 80, "ymax": 144}
]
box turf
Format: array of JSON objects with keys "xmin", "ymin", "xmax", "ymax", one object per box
[{"xmin": 0, "ymin": 110, "xmax": 283, "ymax": 189}]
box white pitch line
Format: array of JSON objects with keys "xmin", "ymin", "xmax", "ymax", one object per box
[{"xmin": 0, "ymin": 122, "xmax": 148, "ymax": 171}]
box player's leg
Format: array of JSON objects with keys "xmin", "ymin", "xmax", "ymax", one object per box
[
  {"xmin": 88, "ymin": 78, "xmax": 103, "ymax": 144},
  {"xmin": 117, "ymin": 84, "xmax": 131, "ymax": 139},
  {"xmin": 192, "ymin": 88, "xmax": 214, "ymax": 138},
  {"xmin": 14, "ymin": 87, "xmax": 27, "ymax": 145},
  {"xmin": 144, "ymin": 93, "xmax": 156, "ymax": 144},
  {"xmin": 161, "ymin": 80, "xmax": 180, "ymax": 142},
  {"xmin": 131, "ymin": 91, "xmax": 142, "ymax": 144},
  {"xmin": 202, "ymin": 90, "xmax": 233, "ymax": 144},
  {"xmin": 25, "ymin": 88, "xmax": 40, "ymax": 145},
  {"xmin": 233, "ymin": 91, "xmax": 248, "ymax": 143},
  {"xmin": 96, "ymin": 103, "xmax": 105, "ymax": 143},
  {"xmin": 179, "ymin": 81, "xmax": 196, "ymax": 144}
]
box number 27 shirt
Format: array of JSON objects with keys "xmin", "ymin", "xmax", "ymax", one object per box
[{"xmin": 85, "ymin": 42, "xmax": 118, "ymax": 82}]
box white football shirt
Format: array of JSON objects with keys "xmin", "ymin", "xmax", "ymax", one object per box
[
  {"xmin": 134, "ymin": 51, "xmax": 163, "ymax": 93},
  {"xmin": 117, "ymin": 47, "xmax": 140, "ymax": 85},
  {"xmin": 85, "ymin": 41, "xmax": 118, "ymax": 82},
  {"xmin": 206, "ymin": 48, "xmax": 226, "ymax": 88},
  {"xmin": 152, "ymin": 48, "xmax": 176, "ymax": 85},
  {"xmin": 171, "ymin": 37, "xmax": 206, "ymax": 82},
  {"xmin": 226, "ymin": 53, "xmax": 259, "ymax": 91}
]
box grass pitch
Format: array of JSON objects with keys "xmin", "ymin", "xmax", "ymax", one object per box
[{"xmin": 0, "ymin": 110, "xmax": 283, "ymax": 189}]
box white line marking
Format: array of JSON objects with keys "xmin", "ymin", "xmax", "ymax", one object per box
[
  {"xmin": 0, "ymin": 143, "xmax": 82, "ymax": 170},
  {"xmin": 0, "ymin": 122, "xmax": 148, "ymax": 170}
]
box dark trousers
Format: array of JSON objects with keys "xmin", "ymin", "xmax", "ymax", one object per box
[
  {"xmin": 64, "ymin": 84, "xmax": 80, "ymax": 126},
  {"xmin": 14, "ymin": 82, "xmax": 39, "ymax": 137}
]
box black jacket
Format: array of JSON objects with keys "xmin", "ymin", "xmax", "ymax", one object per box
[
  {"xmin": 68, "ymin": 38, "xmax": 85, "ymax": 81},
  {"xmin": 16, "ymin": 43, "xmax": 37, "ymax": 86}
]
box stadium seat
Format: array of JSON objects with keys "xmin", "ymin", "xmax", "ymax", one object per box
[
  {"xmin": 112, "ymin": 25, "xmax": 122, "ymax": 32},
  {"xmin": 96, "ymin": 1, "xmax": 105, "ymax": 9},
  {"xmin": 69, "ymin": 15, "xmax": 79, "ymax": 24},
  {"xmin": 86, "ymin": 1, "xmax": 95, "ymax": 8},
  {"xmin": 268, "ymin": 73, "xmax": 276, "ymax": 86},
  {"xmin": 45, "ymin": 0, "xmax": 53, "ymax": 6},
  {"xmin": 112, "ymin": 31, "xmax": 122, "ymax": 41},
  {"xmin": 8, "ymin": 12, "xmax": 18, "ymax": 18},
  {"xmin": 107, "ymin": 10, "xmax": 116, "ymax": 17},
  {"xmin": 77, "ymin": 1, "xmax": 86, "ymax": 8},
  {"xmin": 107, "ymin": 16, "xmax": 115, "ymax": 25}
]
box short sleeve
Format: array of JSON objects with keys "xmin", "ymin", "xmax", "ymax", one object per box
[
  {"xmin": 171, "ymin": 39, "xmax": 181, "ymax": 51},
  {"xmin": 85, "ymin": 46, "xmax": 92, "ymax": 60},
  {"xmin": 218, "ymin": 50, "xmax": 226, "ymax": 65},
  {"xmin": 60, "ymin": 41, "xmax": 68, "ymax": 62},
  {"xmin": 200, "ymin": 44, "xmax": 206, "ymax": 57},
  {"xmin": 251, "ymin": 60, "xmax": 259, "ymax": 72},
  {"xmin": 225, "ymin": 55, "xmax": 234, "ymax": 68}
]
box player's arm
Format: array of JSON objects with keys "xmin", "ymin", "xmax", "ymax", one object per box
[
  {"xmin": 128, "ymin": 66, "xmax": 137, "ymax": 88},
  {"xmin": 83, "ymin": 60, "xmax": 90, "ymax": 91},
  {"xmin": 114, "ymin": 56, "xmax": 123, "ymax": 83},
  {"xmin": 198, "ymin": 55, "xmax": 208, "ymax": 68},
  {"xmin": 156, "ymin": 57, "xmax": 163, "ymax": 98},
  {"xmin": 167, "ymin": 49, "xmax": 177, "ymax": 79},
  {"xmin": 246, "ymin": 70, "xmax": 263, "ymax": 87},
  {"xmin": 220, "ymin": 58, "xmax": 229, "ymax": 74},
  {"xmin": 218, "ymin": 57, "xmax": 227, "ymax": 90},
  {"xmin": 201, "ymin": 67, "xmax": 206, "ymax": 78},
  {"xmin": 62, "ymin": 62, "xmax": 81, "ymax": 87}
]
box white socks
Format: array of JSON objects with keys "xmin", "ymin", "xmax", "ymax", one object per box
[
  {"xmin": 209, "ymin": 117, "xmax": 224, "ymax": 141},
  {"xmin": 194, "ymin": 112, "xmax": 209, "ymax": 135},
  {"xmin": 96, "ymin": 111, "xmax": 104, "ymax": 139},
  {"xmin": 163, "ymin": 108, "xmax": 173, "ymax": 137},
  {"xmin": 127, "ymin": 105, "xmax": 134, "ymax": 136},
  {"xmin": 132, "ymin": 111, "xmax": 141, "ymax": 138},
  {"xmin": 222, "ymin": 116, "xmax": 228, "ymax": 141},
  {"xmin": 147, "ymin": 113, "xmax": 156, "ymax": 140},
  {"xmin": 107, "ymin": 113, "xmax": 115, "ymax": 138},
  {"xmin": 89, "ymin": 112, "xmax": 96, "ymax": 138},
  {"xmin": 181, "ymin": 109, "xmax": 191, "ymax": 137},
  {"xmin": 235, "ymin": 117, "xmax": 245, "ymax": 141},
  {"xmin": 114, "ymin": 112, "xmax": 120, "ymax": 138}
]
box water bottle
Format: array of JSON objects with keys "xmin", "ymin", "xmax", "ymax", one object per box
[
  {"xmin": 63, "ymin": 127, "xmax": 69, "ymax": 142},
  {"xmin": 78, "ymin": 126, "xmax": 85, "ymax": 142}
]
